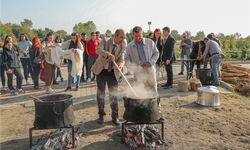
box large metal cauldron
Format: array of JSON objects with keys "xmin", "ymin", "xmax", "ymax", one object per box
[
  {"xmin": 33, "ymin": 94, "xmax": 75, "ymax": 129},
  {"xmin": 123, "ymin": 96, "xmax": 161, "ymax": 123}
]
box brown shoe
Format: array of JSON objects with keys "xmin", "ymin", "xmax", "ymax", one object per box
[{"xmin": 53, "ymin": 80, "xmax": 59, "ymax": 85}]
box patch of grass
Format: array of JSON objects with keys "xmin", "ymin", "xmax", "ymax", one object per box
[
  {"xmin": 24, "ymin": 110, "xmax": 35, "ymax": 114},
  {"xmin": 166, "ymin": 111, "xmax": 184, "ymax": 119},
  {"xmin": 237, "ymin": 137, "xmax": 250, "ymax": 143},
  {"xmin": 171, "ymin": 99, "xmax": 188, "ymax": 105},
  {"xmin": 234, "ymin": 103, "xmax": 241, "ymax": 106}
]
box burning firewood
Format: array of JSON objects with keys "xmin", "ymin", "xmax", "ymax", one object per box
[
  {"xmin": 30, "ymin": 126, "xmax": 82, "ymax": 150},
  {"xmin": 117, "ymin": 125, "xmax": 168, "ymax": 149}
]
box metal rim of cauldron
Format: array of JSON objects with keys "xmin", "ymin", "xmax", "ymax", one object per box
[{"xmin": 35, "ymin": 94, "xmax": 73, "ymax": 103}]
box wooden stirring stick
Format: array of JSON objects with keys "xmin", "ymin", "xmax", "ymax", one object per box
[{"xmin": 29, "ymin": 95, "xmax": 43, "ymax": 102}]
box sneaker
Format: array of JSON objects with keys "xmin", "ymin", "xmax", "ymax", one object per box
[
  {"xmin": 2, "ymin": 86, "xmax": 7, "ymax": 91},
  {"xmin": 178, "ymin": 72, "xmax": 183, "ymax": 75},
  {"xmin": 91, "ymin": 77, "xmax": 95, "ymax": 81},
  {"xmin": 61, "ymin": 78, "xmax": 64, "ymax": 82},
  {"xmin": 45, "ymin": 88, "xmax": 56, "ymax": 94},
  {"xmin": 11, "ymin": 90, "xmax": 18, "ymax": 96},
  {"xmin": 76, "ymin": 86, "xmax": 80, "ymax": 91},
  {"xmin": 86, "ymin": 78, "xmax": 91, "ymax": 82},
  {"xmin": 65, "ymin": 86, "xmax": 72, "ymax": 92},
  {"xmin": 53, "ymin": 80, "xmax": 59, "ymax": 85},
  {"xmin": 26, "ymin": 81, "xmax": 30, "ymax": 85},
  {"xmin": 19, "ymin": 89, "xmax": 27, "ymax": 94}
]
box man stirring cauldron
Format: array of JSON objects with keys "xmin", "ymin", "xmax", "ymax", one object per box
[
  {"xmin": 125, "ymin": 26, "xmax": 164, "ymax": 120},
  {"xmin": 91, "ymin": 29, "xmax": 126, "ymax": 125}
]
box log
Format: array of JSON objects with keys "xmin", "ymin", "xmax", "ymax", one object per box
[{"xmin": 178, "ymin": 81, "xmax": 189, "ymax": 92}]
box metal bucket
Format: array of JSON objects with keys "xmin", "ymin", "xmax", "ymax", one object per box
[{"xmin": 33, "ymin": 94, "xmax": 75, "ymax": 129}]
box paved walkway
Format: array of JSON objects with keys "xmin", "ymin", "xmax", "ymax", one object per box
[{"xmin": 0, "ymin": 61, "xmax": 238, "ymax": 108}]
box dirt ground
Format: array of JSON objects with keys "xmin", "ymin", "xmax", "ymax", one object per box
[{"xmin": 1, "ymin": 92, "xmax": 250, "ymax": 150}]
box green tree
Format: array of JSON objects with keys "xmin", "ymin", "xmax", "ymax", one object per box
[
  {"xmin": 20, "ymin": 19, "xmax": 33, "ymax": 29},
  {"xmin": 0, "ymin": 21, "xmax": 15, "ymax": 41},
  {"xmin": 73, "ymin": 21, "xmax": 97, "ymax": 39},
  {"xmin": 228, "ymin": 38, "xmax": 234, "ymax": 49},
  {"xmin": 235, "ymin": 39, "xmax": 243, "ymax": 50},
  {"xmin": 12, "ymin": 26, "xmax": 36, "ymax": 41},
  {"xmin": 45, "ymin": 27, "xmax": 54, "ymax": 33},
  {"xmin": 105, "ymin": 29, "xmax": 112, "ymax": 36},
  {"xmin": 216, "ymin": 33, "xmax": 225, "ymax": 40},
  {"xmin": 170, "ymin": 29, "xmax": 179, "ymax": 40},
  {"xmin": 233, "ymin": 32, "xmax": 241, "ymax": 40},
  {"xmin": 194, "ymin": 31, "xmax": 205, "ymax": 40},
  {"xmin": 33, "ymin": 28, "xmax": 47, "ymax": 41}
]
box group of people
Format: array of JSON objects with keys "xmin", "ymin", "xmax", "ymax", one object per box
[
  {"xmin": 0, "ymin": 31, "xmax": 104, "ymax": 95},
  {"xmin": 0, "ymin": 25, "xmax": 223, "ymax": 125},
  {"xmin": 178, "ymin": 32, "xmax": 223, "ymax": 86}
]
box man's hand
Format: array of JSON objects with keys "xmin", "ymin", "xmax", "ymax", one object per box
[
  {"xmin": 181, "ymin": 43, "xmax": 186, "ymax": 46},
  {"xmin": 166, "ymin": 59, "xmax": 170, "ymax": 65},
  {"xmin": 108, "ymin": 53, "xmax": 115, "ymax": 61},
  {"xmin": 6, "ymin": 69, "xmax": 12, "ymax": 74},
  {"xmin": 206, "ymin": 58, "xmax": 210, "ymax": 63},
  {"xmin": 72, "ymin": 49, "xmax": 76, "ymax": 52},
  {"xmin": 114, "ymin": 65, "xmax": 122, "ymax": 71},
  {"xmin": 143, "ymin": 62, "xmax": 151, "ymax": 69}
]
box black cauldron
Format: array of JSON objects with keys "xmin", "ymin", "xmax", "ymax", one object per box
[
  {"xmin": 123, "ymin": 96, "xmax": 161, "ymax": 123},
  {"xmin": 33, "ymin": 94, "xmax": 75, "ymax": 129}
]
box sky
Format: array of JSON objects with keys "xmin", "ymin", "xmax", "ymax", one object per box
[{"xmin": 0, "ymin": 0, "xmax": 249, "ymax": 38}]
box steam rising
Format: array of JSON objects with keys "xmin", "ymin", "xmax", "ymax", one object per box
[{"xmin": 123, "ymin": 64, "xmax": 158, "ymax": 99}]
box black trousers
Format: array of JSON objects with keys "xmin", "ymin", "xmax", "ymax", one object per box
[
  {"xmin": 7, "ymin": 68, "xmax": 23, "ymax": 90},
  {"xmin": 32, "ymin": 66, "xmax": 41, "ymax": 87},
  {"xmin": 190, "ymin": 60, "xmax": 201, "ymax": 72},
  {"xmin": 0, "ymin": 66, "xmax": 6, "ymax": 86},
  {"xmin": 20, "ymin": 58, "xmax": 33, "ymax": 81},
  {"xmin": 56, "ymin": 66, "xmax": 62, "ymax": 78},
  {"xmin": 165, "ymin": 59, "xmax": 174, "ymax": 86},
  {"xmin": 96, "ymin": 69, "xmax": 118, "ymax": 120}
]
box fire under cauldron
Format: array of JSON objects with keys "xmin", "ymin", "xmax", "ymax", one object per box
[
  {"xmin": 33, "ymin": 94, "xmax": 75, "ymax": 129},
  {"xmin": 123, "ymin": 96, "xmax": 161, "ymax": 123}
]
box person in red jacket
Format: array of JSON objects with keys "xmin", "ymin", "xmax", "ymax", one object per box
[{"xmin": 86, "ymin": 32, "xmax": 100, "ymax": 82}]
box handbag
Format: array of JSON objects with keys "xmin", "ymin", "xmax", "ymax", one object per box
[{"xmin": 33, "ymin": 49, "xmax": 41, "ymax": 64}]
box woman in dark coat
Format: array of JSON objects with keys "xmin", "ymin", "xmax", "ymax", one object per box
[{"xmin": 152, "ymin": 28, "xmax": 164, "ymax": 80}]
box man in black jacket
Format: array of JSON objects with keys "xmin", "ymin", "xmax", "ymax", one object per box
[{"xmin": 161, "ymin": 26, "xmax": 176, "ymax": 89}]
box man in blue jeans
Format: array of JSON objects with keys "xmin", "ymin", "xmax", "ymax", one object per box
[
  {"xmin": 199, "ymin": 36, "xmax": 222, "ymax": 86},
  {"xmin": 178, "ymin": 33, "xmax": 193, "ymax": 75}
]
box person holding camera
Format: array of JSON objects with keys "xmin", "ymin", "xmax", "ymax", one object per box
[
  {"xmin": 178, "ymin": 33, "xmax": 193, "ymax": 75},
  {"xmin": 17, "ymin": 33, "xmax": 33, "ymax": 85}
]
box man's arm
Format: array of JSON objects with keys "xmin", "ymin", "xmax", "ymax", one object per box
[
  {"xmin": 166, "ymin": 37, "xmax": 175, "ymax": 61},
  {"xmin": 202, "ymin": 42, "xmax": 210, "ymax": 59},
  {"xmin": 125, "ymin": 46, "xmax": 132, "ymax": 66}
]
